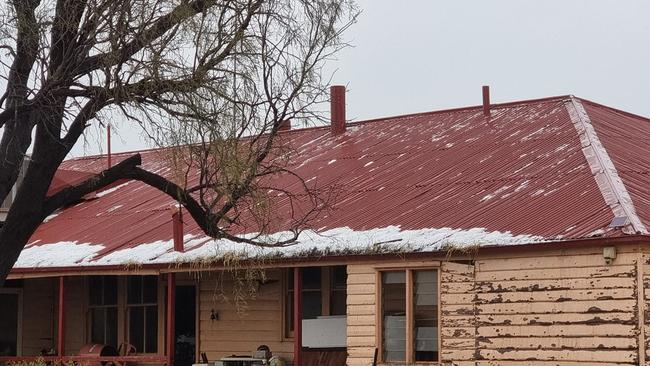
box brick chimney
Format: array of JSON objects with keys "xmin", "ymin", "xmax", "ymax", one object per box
[
  {"xmin": 330, "ymin": 85, "xmax": 346, "ymax": 134},
  {"xmin": 278, "ymin": 119, "xmax": 291, "ymax": 131},
  {"xmin": 482, "ymin": 85, "xmax": 491, "ymax": 117}
]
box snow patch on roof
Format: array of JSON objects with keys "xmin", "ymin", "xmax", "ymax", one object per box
[
  {"xmin": 514, "ymin": 180, "xmax": 530, "ymax": 193},
  {"xmin": 43, "ymin": 211, "xmax": 61, "ymax": 223},
  {"xmin": 16, "ymin": 241, "xmax": 103, "ymax": 267},
  {"xmin": 481, "ymin": 186, "xmax": 512, "ymax": 202},
  {"xmin": 555, "ymin": 144, "xmax": 570, "ymax": 152},
  {"xmin": 96, "ymin": 182, "xmax": 131, "ymax": 197},
  {"xmin": 13, "ymin": 226, "xmax": 544, "ymax": 268},
  {"xmin": 99, "ymin": 205, "xmax": 124, "ymax": 215}
]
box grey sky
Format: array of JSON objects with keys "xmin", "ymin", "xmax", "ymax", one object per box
[{"xmin": 71, "ymin": 0, "xmax": 650, "ymax": 157}]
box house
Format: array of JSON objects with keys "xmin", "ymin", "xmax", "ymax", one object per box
[{"xmin": 1, "ymin": 86, "xmax": 650, "ymax": 366}]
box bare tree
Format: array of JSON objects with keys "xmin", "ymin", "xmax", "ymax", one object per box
[{"xmin": 0, "ymin": 0, "xmax": 357, "ymax": 285}]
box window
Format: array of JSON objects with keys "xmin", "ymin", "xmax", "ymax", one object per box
[
  {"xmin": 380, "ymin": 269, "xmax": 438, "ymax": 363},
  {"xmin": 127, "ymin": 276, "xmax": 158, "ymax": 353},
  {"xmin": 284, "ymin": 266, "xmax": 347, "ymax": 336},
  {"xmin": 88, "ymin": 276, "xmax": 118, "ymax": 348}
]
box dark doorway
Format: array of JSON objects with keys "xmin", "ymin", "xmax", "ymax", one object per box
[
  {"xmin": 175, "ymin": 285, "xmax": 196, "ymax": 366},
  {"xmin": 0, "ymin": 292, "xmax": 20, "ymax": 356}
]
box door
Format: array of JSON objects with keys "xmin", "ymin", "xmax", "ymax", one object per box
[
  {"xmin": 175, "ymin": 285, "xmax": 196, "ymax": 366},
  {"xmin": 0, "ymin": 290, "xmax": 22, "ymax": 356}
]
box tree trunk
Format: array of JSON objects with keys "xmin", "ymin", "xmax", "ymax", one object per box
[
  {"xmin": 0, "ymin": 116, "xmax": 35, "ymax": 204},
  {"xmin": 0, "ymin": 197, "xmax": 49, "ymax": 286},
  {"xmin": 0, "ymin": 123, "xmax": 67, "ymax": 286}
]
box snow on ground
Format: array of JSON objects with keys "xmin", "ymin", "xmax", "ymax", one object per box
[{"xmin": 13, "ymin": 226, "xmax": 544, "ymax": 268}]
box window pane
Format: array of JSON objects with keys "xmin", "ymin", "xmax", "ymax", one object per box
[
  {"xmin": 88, "ymin": 277, "xmax": 102, "ymax": 305},
  {"xmin": 127, "ymin": 276, "xmax": 142, "ymax": 304},
  {"xmin": 330, "ymin": 266, "xmax": 347, "ymax": 315},
  {"xmin": 106, "ymin": 307, "xmax": 118, "ymax": 348},
  {"xmin": 145, "ymin": 306, "xmax": 158, "ymax": 353},
  {"xmin": 104, "ymin": 276, "xmax": 118, "ymax": 305},
  {"xmin": 414, "ymin": 270, "xmax": 438, "ymax": 361},
  {"xmin": 302, "ymin": 291, "xmax": 322, "ymax": 319},
  {"xmin": 285, "ymin": 290, "xmax": 294, "ymax": 333},
  {"xmin": 143, "ymin": 277, "xmax": 158, "ymax": 303},
  {"xmin": 129, "ymin": 307, "xmax": 145, "ymax": 352},
  {"xmin": 382, "ymin": 271, "xmax": 406, "ymax": 362},
  {"xmin": 90, "ymin": 308, "xmax": 106, "ymax": 344},
  {"xmin": 302, "ymin": 267, "xmax": 321, "ymax": 290},
  {"xmin": 330, "ymin": 291, "xmax": 346, "ymax": 316},
  {"xmin": 331, "ymin": 266, "xmax": 347, "ymax": 289}
]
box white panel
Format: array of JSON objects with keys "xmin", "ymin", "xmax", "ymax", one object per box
[{"xmin": 302, "ymin": 315, "xmax": 347, "ymax": 348}]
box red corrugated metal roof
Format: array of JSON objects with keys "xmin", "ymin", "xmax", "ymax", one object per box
[
  {"xmin": 47, "ymin": 169, "xmax": 97, "ymax": 196},
  {"xmin": 15, "ymin": 95, "xmax": 650, "ymax": 270},
  {"xmin": 581, "ymin": 100, "xmax": 650, "ymax": 231}
]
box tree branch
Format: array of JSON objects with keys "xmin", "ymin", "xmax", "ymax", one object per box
[
  {"xmin": 3, "ymin": 0, "xmax": 41, "ymax": 109},
  {"xmin": 42, "ymin": 153, "xmax": 142, "ymax": 218},
  {"xmin": 74, "ymin": 0, "xmax": 232, "ymax": 76},
  {"xmin": 49, "ymin": 0, "xmax": 88, "ymax": 74},
  {"xmin": 124, "ymin": 166, "xmax": 296, "ymax": 247},
  {"xmin": 124, "ymin": 166, "xmax": 217, "ymax": 233}
]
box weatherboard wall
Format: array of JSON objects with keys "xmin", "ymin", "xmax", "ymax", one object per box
[
  {"xmin": 643, "ymin": 253, "xmax": 650, "ymax": 364},
  {"xmin": 346, "ymin": 243, "xmax": 648, "ymax": 366},
  {"xmin": 10, "ymin": 241, "xmax": 650, "ymax": 365},
  {"xmin": 197, "ymin": 269, "xmax": 294, "ymax": 361}
]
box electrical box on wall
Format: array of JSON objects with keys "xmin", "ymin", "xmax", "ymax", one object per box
[{"xmin": 603, "ymin": 246, "xmax": 617, "ymax": 265}]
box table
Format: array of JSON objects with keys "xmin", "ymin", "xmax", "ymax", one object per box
[{"xmin": 215, "ymin": 357, "xmax": 267, "ymax": 366}]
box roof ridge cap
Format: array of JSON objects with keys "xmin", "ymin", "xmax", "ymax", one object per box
[
  {"xmin": 564, "ymin": 96, "xmax": 648, "ymax": 234},
  {"xmin": 575, "ymin": 97, "xmax": 650, "ymax": 124},
  {"xmin": 62, "ymin": 94, "xmax": 575, "ymax": 162}
]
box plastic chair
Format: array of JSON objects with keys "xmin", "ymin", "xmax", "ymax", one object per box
[{"xmin": 116, "ymin": 343, "xmax": 137, "ymax": 366}]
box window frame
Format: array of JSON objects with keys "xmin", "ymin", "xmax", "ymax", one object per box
[
  {"xmin": 85, "ymin": 275, "xmax": 162, "ymax": 355},
  {"xmin": 126, "ymin": 275, "xmax": 160, "ymax": 354},
  {"xmin": 282, "ymin": 266, "xmax": 348, "ymax": 339},
  {"xmin": 376, "ymin": 266, "xmax": 440, "ymax": 365},
  {"xmin": 87, "ymin": 276, "xmax": 119, "ymax": 347},
  {"xmin": 329, "ymin": 266, "xmax": 348, "ymax": 316}
]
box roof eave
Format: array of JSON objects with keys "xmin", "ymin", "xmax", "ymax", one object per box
[{"xmin": 8, "ymin": 234, "xmax": 649, "ymax": 279}]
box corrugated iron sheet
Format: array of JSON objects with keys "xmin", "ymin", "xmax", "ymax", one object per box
[
  {"xmin": 582, "ymin": 100, "xmax": 650, "ymax": 231},
  {"xmin": 23, "ymin": 96, "xmax": 650, "ymax": 266}
]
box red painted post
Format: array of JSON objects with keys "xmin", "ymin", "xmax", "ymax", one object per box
[
  {"xmin": 107, "ymin": 124, "xmax": 112, "ymax": 169},
  {"xmin": 293, "ymin": 267, "xmax": 302, "ymax": 366},
  {"xmin": 330, "ymin": 85, "xmax": 346, "ymax": 134},
  {"xmin": 166, "ymin": 273, "xmax": 175, "ymax": 366},
  {"xmin": 57, "ymin": 277, "xmax": 65, "ymax": 356}
]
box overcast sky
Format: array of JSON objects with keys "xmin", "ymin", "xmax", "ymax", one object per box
[{"xmin": 71, "ymin": 0, "xmax": 650, "ymax": 157}]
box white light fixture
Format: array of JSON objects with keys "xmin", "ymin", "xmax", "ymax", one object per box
[{"xmin": 603, "ymin": 246, "xmax": 617, "ymax": 265}]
